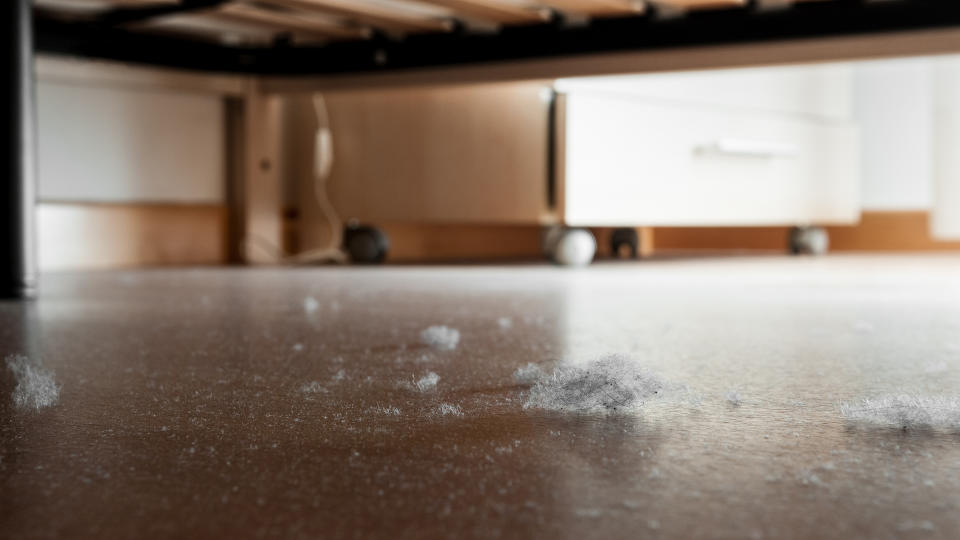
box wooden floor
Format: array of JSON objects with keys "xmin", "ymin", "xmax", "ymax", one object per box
[{"xmin": 3, "ymin": 255, "xmax": 960, "ymax": 539}]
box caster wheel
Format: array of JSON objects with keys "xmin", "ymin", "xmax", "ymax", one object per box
[
  {"xmin": 545, "ymin": 227, "xmax": 596, "ymax": 267},
  {"xmin": 344, "ymin": 225, "xmax": 389, "ymax": 264},
  {"xmin": 611, "ymin": 228, "xmax": 639, "ymax": 259},
  {"xmin": 788, "ymin": 226, "xmax": 828, "ymax": 255}
]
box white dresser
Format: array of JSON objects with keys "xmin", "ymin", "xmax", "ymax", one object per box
[{"xmin": 555, "ymin": 64, "xmax": 861, "ymax": 227}]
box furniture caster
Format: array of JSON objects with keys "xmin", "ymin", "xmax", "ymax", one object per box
[
  {"xmin": 611, "ymin": 228, "xmax": 639, "ymax": 259},
  {"xmin": 788, "ymin": 226, "xmax": 828, "ymax": 255},
  {"xmin": 544, "ymin": 227, "xmax": 596, "ymax": 266},
  {"xmin": 344, "ymin": 225, "xmax": 389, "ymax": 264}
]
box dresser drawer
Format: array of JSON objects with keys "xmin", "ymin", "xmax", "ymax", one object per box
[
  {"xmin": 560, "ymin": 93, "xmax": 859, "ymax": 226},
  {"xmin": 555, "ymin": 63, "xmax": 853, "ymax": 121}
]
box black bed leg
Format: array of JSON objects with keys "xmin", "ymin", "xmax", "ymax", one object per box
[{"xmin": 1, "ymin": 0, "xmax": 37, "ymax": 299}]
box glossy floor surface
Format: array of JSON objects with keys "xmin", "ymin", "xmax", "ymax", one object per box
[{"xmin": 3, "ymin": 255, "xmax": 960, "ymax": 539}]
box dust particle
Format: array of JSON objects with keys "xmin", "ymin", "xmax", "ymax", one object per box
[
  {"xmin": 5, "ymin": 354, "xmax": 60, "ymax": 411},
  {"xmin": 523, "ymin": 355, "xmax": 665, "ymax": 414},
  {"xmin": 420, "ymin": 326, "xmax": 460, "ymax": 351}
]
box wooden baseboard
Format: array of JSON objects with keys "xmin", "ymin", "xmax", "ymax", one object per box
[
  {"xmin": 650, "ymin": 226, "xmax": 790, "ymax": 252},
  {"xmin": 380, "ymin": 223, "xmax": 543, "ymax": 262},
  {"xmin": 38, "ymin": 202, "xmax": 228, "ymax": 271},
  {"xmin": 827, "ymin": 211, "xmax": 960, "ymax": 251},
  {"xmin": 653, "ymin": 211, "xmax": 960, "ymax": 253}
]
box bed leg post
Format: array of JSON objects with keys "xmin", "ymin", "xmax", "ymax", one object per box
[{"xmin": 1, "ymin": 0, "xmax": 38, "ymax": 299}]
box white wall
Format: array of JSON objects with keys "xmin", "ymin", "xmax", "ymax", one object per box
[
  {"xmin": 37, "ymin": 81, "xmax": 225, "ymax": 203},
  {"xmin": 932, "ymin": 58, "xmax": 960, "ymax": 239},
  {"xmin": 852, "ymin": 58, "xmax": 933, "ymax": 211}
]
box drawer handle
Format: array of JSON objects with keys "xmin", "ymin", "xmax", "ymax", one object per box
[{"xmin": 695, "ymin": 138, "xmax": 799, "ymax": 158}]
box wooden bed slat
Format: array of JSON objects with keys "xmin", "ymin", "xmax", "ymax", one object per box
[
  {"xmin": 213, "ymin": 3, "xmax": 372, "ymax": 40},
  {"xmin": 415, "ymin": 0, "xmax": 552, "ymax": 24},
  {"xmin": 650, "ymin": 0, "xmax": 747, "ymax": 8},
  {"xmin": 254, "ymin": 0, "xmax": 455, "ymax": 33},
  {"xmin": 535, "ymin": 0, "xmax": 645, "ymax": 17}
]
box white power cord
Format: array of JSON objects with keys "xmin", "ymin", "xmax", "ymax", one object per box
[
  {"xmin": 289, "ymin": 93, "xmax": 346, "ymax": 264},
  {"xmin": 243, "ymin": 93, "xmax": 346, "ymax": 264}
]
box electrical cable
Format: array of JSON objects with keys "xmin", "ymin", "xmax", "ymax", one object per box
[
  {"xmin": 288, "ymin": 93, "xmax": 346, "ymax": 263},
  {"xmin": 241, "ymin": 93, "xmax": 346, "ymax": 264}
]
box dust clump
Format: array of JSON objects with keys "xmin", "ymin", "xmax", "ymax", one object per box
[
  {"xmin": 414, "ymin": 372, "xmax": 440, "ymax": 392},
  {"xmin": 513, "ymin": 363, "xmax": 543, "ymax": 385},
  {"xmin": 436, "ymin": 403, "xmax": 463, "ymax": 416},
  {"xmin": 523, "ymin": 355, "xmax": 665, "ymax": 414},
  {"xmin": 725, "ymin": 390, "xmax": 743, "ymax": 407},
  {"xmin": 497, "ymin": 317, "xmax": 513, "ymax": 330},
  {"xmin": 300, "ymin": 381, "xmax": 328, "ymax": 394},
  {"xmin": 371, "ymin": 405, "xmax": 401, "ymax": 416},
  {"xmin": 303, "ymin": 296, "xmax": 320, "ymax": 314},
  {"xmin": 5, "ymin": 354, "xmax": 60, "ymax": 411},
  {"xmin": 420, "ymin": 325, "xmax": 460, "ymax": 351},
  {"xmin": 839, "ymin": 394, "xmax": 960, "ymax": 430}
]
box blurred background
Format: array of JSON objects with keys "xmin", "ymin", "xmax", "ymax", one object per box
[{"xmin": 27, "ymin": 3, "xmax": 960, "ymax": 271}]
